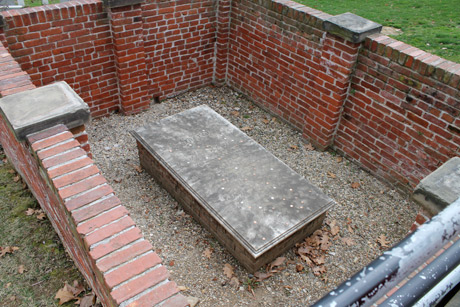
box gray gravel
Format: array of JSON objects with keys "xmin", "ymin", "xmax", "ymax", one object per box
[{"xmin": 86, "ymin": 86, "xmax": 419, "ymax": 306}]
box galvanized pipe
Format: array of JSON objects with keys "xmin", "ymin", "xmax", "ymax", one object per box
[
  {"xmin": 381, "ymin": 238, "xmax": 460, "ymax": 306},
  {"xmin": 312, "ymin": 197, "xmax": 460, "ymax": 307}
]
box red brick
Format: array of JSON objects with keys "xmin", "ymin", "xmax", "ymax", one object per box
[
  {"xmin": 58, "ymin": 175, "xmax": 107, "ymax": 200},
  {"xmin": 77, "ymin": 205, "xmax": 128, "ymax": 235},
  {"xmin": 104, "ymin": 251, "xmax": 162, "ymax": 289},
  {"xmin": 31, "ymin": 131, "xmax": 74, "ymax": 151},
  {"xmin": 68, "ymin": 187, "xmax": 117, "ymax": 215},
  {"xmin": 125, "ymin": 281, "xmax": 179, "ymax": 307},
  {"xmin": 42, "ymin": 147, "xmax": 87, "ymax": 169},
  {"xmin": 47, "ymin": 157, "xmax": 93, "ymax": 179},
  {"xmin": 96, "ymin": 240, "xmax": 153, "ymax": 273},
  {"xmin": 112, "ymin": 266, "xmax": 171, "ymax": 305},
  {"xmin": 159, "ymin": 294, "xmax": 189, "ymax": 307},
  {"xmin": 37, "ymin": 139, "xmax": 81, "ymax": 160},
  {"xmin": 415, "ymin": 213, "xmax": 428, "ymax": 225},
  {"xmin": 89, "ymin": 227, "xmax": 143, "ymax": 260},
  {"xmin": 84, "ymin": 215, "xmax": 135, "ymax": 246},
  {"xmin": 27, "ymin": 124, "xmax": 68, "ymax": 143},
  {"xmin": 53, "ymin": 164, "xmax": 100, "ymax": 189}
]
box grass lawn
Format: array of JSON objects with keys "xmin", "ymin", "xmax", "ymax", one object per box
[
  {"xmin": 0, "ymin": 149, "xmax": 91, "ymax": 306},
  {"xmin": 296, "ymin": 0, "xmax": 460, "ymax": 63}
]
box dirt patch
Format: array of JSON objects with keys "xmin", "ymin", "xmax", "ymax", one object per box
[{"xmin": 381, "ymin": 26, "xmax": 403, "ymax": 36}]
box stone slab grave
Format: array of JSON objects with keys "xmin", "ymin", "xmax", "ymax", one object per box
[{"xmin": 132, "ymin": 105, "xmax": 334, "ymax": 272}]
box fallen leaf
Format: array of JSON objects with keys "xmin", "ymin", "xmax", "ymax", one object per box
[
  {"xmin": 7, "ymin": 169, "xmax": 16, "ymax": 174},
  {"xmin": 377, "ymin": 234, "xmax": 390, "ymax": 248},
  {"xmin": 269, "ymin": 257, "xmax": 286, "ymax": 270},
  {"xmin": 203, "ymin": 248, "xmax": 213, "ymax": 259},
  {"xmin": 312, "ymin": 255, "xmax": 325, "ymax": 265},
  {"xmin": 186, "ymin": 296, "xmax": 200, "ymax": 307},
  {"xmin": 79, "ymin": 294, "xmax": 96, "ymax": 307},
  {"xmin": 312, "ymin": 266, "xmax": 326, "ymax": 276},
  {"xmin": 296, "ymin": 263, "xmax": 304, "ymax": 272},
  {"xmin": 347, "ymin": 225, "xmax": 354, "ymax": 233},
  {"xmin": 13, "ymin": 175, "xmax": 20, "ymax": 182},
  {"xmin": 229, "ymin": 276, "xmax": 240, "ymax": 288},
  {"xmin": 169, "ymin": 260, "xmax": 175, "ymax": 267},
  {"xmin": 336, "ymin": 157, "xmax": 343, "ymax": 163},
  {"xmin": 351, "ymin": 182, "xmax": 360, "ymax": 189},
  {"xmin": 241, "ymin": 126, "xmax": 252, "ymax": 131},
  {"xmin": 9, "ymin": 296, "xmax": 16, "ymax": 302},
  {"xmin": 5, "ymin": 282, "xmax": 11, "ymax": 288},
  {"xmin": 25, "ymin": 208, "xmax": 35, "ymax": 216},
  {"xmin": 223, "ymin": 263, "xmax": 234, "ymax": 279},
  {"xmin": 342, "ymin": 237, "xmax": 355, "ymax": 246},
  {"xmin": 330, "ymin": 225, "xmax": 340, "ymax": 236},
  {"xmin": 290, "ymin": 145, "xmax": 298, "ymax": 150},
  {"xmin": 231, "ymin": 111, "xmax": 240, "ymax": 117},
  {"xmin": 298, "ymin": 246, "xmax": 313, "ymax": 255},
  {"xmin": 70, "ymin": 280, "xmax": 84, "ymax": 296},
  {"xmin": 254, "ymin": 271, "xmax": 272, "ymax": 281},
  {"xmin": 18, "ymin": 265, "xmax": 26, "ymax": 274},
  {"xmin": 304, "ymin": 143, "xmax": 314, "ymax": 151},
  {"xmin": 36, "ymin": 212, "xmax": 46, "ymax": 220},
  {"xmin": 0, "ymin": 246, "xmax": 19, "ymax": 258},
  {"xmin": 177, "ymin": 286, "xmax": 189, "ymax": 291},
  {"xmin": 327, "ymin": 172, "xmax": 336, "ymax": 179},
  {"xmin": 55, "ymin": 284, "xmax": 77, "ymax": 305},
  {"xmin": 271, "ymin": 117, "xmax": 277, "ymax": 122},
  {"xmin": 262, "ymin": 119, "xmax": 270, "ymax": 124}
]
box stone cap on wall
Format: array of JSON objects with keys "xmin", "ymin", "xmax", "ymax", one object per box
[
  {"xmin": 102, "ymin": 0, "xmax": 144, "ymax": 8},
  {"xmin": 324, "ymin": 12, "xmax": 382, "ymax": 43},
  {"xmin": 0, "ymin": 81, "xmax": 90, "ymax": 141},
  {"xmin": 413, "ymin": 157, "xmax": 460, "ymax": 215}
]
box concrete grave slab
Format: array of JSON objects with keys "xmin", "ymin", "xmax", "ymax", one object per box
[
  {"xmin": 0, "ymin": 81, "xmax": 90, "ymax": 141},
  {"xmin": 413, "ymin": 157, "xmax": 460, "ymax": 215},
  {"xmin": 132, "ymin": 105, "xmax": 335, "ymax": 272}
]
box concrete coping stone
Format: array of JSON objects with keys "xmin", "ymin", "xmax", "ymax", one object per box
[
  {"xmin": 413, "ymin": 157, "xmax": 460, "ymax": 215},
  {"xmin": 323, "ymin": 12, "xmax": 382, "ymax": 43},
  {"xmin": 0, "ymin": 81, "xmax": 90, "ymax": 141},
  {"xmin": 102, "ymin": 0, "xmax": 144, "ymax": 8}
]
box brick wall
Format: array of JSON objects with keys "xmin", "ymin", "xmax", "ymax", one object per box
[
  {"xmin": 0, "ymin": 44, "xmax": 187, "ymax": 307},
  {"xmin": 334, "ymin": 34, "xmax": 460, "ymax": 189}
]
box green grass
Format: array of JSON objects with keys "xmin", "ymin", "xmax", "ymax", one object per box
[
  {"xmin": 23, "ymin": 0, "xmax": 60, "ymax": 7},
  {"xmin": 296, "ymin": 0, "xmax": 460, "ymax": 63},
  {"xmin": 0, "ymin": 150, "xmax": 86, "ymax": 306}
]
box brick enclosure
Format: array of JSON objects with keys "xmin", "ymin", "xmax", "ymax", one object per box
[
  {"xmin": 0, "ymin": 0, "xmax": 459, "ymax": 304},
  {"xmin": 0, "ymin": 0, "xmax": 457, "ymax": 189}
]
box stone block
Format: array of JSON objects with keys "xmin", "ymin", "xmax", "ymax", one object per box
[
  {"xmin": 413, "ymin": 157, "xmax": 460, "ymax": 214},
  {"xmin": 132, "ymin": 105, "xmax": 335, "ymax": 272},
  {"xmin": 323, "ymin": 12, "xmax": 382, "ymax": 43},
  {"xmin": 0, "ymin": 82, "xmax": 90, "ymax": 141},
  {"xmin": 103, "ymin": 0, "xmax": 144, "ymax": 8}
]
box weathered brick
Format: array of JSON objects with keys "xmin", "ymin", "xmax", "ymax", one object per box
[
  {"xmin": 53, "ymin": 165, "xmax": 100, "ymax": 189},
  {"xmin": 37, "ymin": 139, "xmax": 81, "ymax": 160},
  {"xmin": 27, "ymin": 124, "xmax": 68, "ymax": 143},
  {"xmin": 47, "ymin": 157, "xmax": 93, "ymax": 179},
  {"xmin": 42, "ymin": 147, "xmax": 87, "ymax": 169},
  {"xmin": 89, "ymin": 227, "xmax": 143, "ymax": 259},
  {"xmin": 84, "ymin": 215, "xmax": 135, "ymax": 246},
  {"xmin": 125, "ymin": 281, "xmax": 179, "ymax": 307},
  {"xmin": 31, "ymin": 131, "xmax": 74, "ymax": 151},
  {"xmin": 104, "ymin": 251, "xmax": 162, "ymax": 289},
  {"xmin": 159, "ymin": 294, "xmax": 190, "ymax": 307},
  {"xmin": 76, "ymin": 205, "xmax": 128, "ymax": 235},
  {"xmin": 58, "ymin": 175, "xmax": 107, "ymax": 200},
  {"xmin": 66, "ymin": 186, "xmax": 117, "ymax": 212},
  {"xmin": 96, "ymin": 240, "xmax": 153, "ymax": 273}
]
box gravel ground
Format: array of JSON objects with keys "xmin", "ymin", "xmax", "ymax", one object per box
[{"xmin": 86, "ymin": 86, "xmax": 419, "ymax": 306}]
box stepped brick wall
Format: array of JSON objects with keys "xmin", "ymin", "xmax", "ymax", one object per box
[{"xmin": 0, "ymin": 44, "xmax": 187, "ymax": 306}]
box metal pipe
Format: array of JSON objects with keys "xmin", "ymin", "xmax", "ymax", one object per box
[
  {"xmin": 312, "ymin": 197, "xmax": 460, "ymax": 307},
  {"xmin": 414, "ymin": 265, "xmax": 460, "ymax": 306},
  {"xmin": 381, "ymin": 238, "xmax": 460, "ymax": 306}
]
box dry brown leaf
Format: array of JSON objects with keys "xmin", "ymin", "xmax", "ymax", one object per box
[
  {"xmin": 351, "ymin": 182, "xmax": 360, "ymax": 189},
  {"xmin": 342, "ymin": 237, "xmax": 355, "ymax": 246},
  {"xmin": 7, "ymin": 169, "xmax": 16, "ymax": 174},
  {"xmin": 312, "ymin": 255, "xmax": 325, "ymax": 265},
  {"xmin": 70, "ymin": 280, "xmax": 84, "ymax": 297},
  {"xmin": 254, "ymin": 271, "xmax": 272, "ymax": 281},
  {"xmin": 0, "ymin": 246, "xmax": 19, "ymax": 258},
  {"xmin": 298, "ymin": 246, "xmax": 313, "ymax": 255},
  {"xmin": 169, "ymin": 260, "xmax": 175, "ymax": 267},
  {"xmin": 336, "ymin": 157, "xmax": 343, "ymax": 163},
  {"xmin": 330, "ymin": 225, "xmax": 340, "ymax": 236},
  {"xmin": 223, "ymin": 263, "xmax": 234, "ymax": 279},
  {"xmin": 18, "ymin": 265, "xmax": 26, "ymax": 274},
  {"xmin": 241, "ymin": 126, "xmax": 252, "ymax": 131},
  {"xmin": 319, "ymin": 235, "xmax": 331, "ymax": 251},
  {"xmin": 231, "ymin": 111, "xmax": 240, "ymax": 117},
  {"xmin": 229, "ymin": 276, "xmax": 240, "ymax": 288},
  {"xmin": 36, "ymin": 212, "xmax": 46, "ymax": 220},
  {"xmin": 269, "ymin": 257, "xmax": 286, "ymax": 270},
  {"xmin": 5, "ymin": 282, "xmax": 11, "ymax": 288},
  {"xmin": 13, "ymin": 175, "xmax": 20, "ymax": 182},
  {"xmin": 177, "ymin": 286, "xmax": 189, "ymax": 291},
  {"xmin": 347, "ymin": 225, "xmax": 354, "ymax": 233},
  {"xmin": 304, "ymin": 143, "xmax": 314, "ymax": 151},
  {"xmin": 296, "ymin": 263, "xmax": 304, "ymax": 272},
  {"xmin": 79, "ymin": 294, "xmax": 96, "ymax": 307},
  {"xmin": 271, "ymin": 117, "xmax": 277, "ymax": 122},
  {"xmin": 9, "ymin": 296, "xmax": 16, "ymax": 302},
  {"xmin": 312, "ymin": 266, "xmax": 326, "ymax": 276},
  {"xmin": 55, "ymin": 284, "xmax": 77, "ymax": 305},
  {"xmin": 377, "ymin": 234, "xmax": 390, "ymax": 248},
  {"xmin": 327, "ymin": 172, "xmax": 336, "ymax": 179},
  {"xmin": 262, "ymin": 119, "xmax": 270, "ymax": 124},
  {"xmin": 25, "ymin": 208, "xmax": 35, "ymax": 216},
  {"xmin": 202, "ymin": 248, "xmax": 213, "ymax": 259},
  {"xmin": 290, "ymin": 145, "xmax": 298, "ymax": 150}
]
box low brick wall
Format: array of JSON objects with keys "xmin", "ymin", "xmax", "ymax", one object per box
[{"xmin": 0, "ymin": 44, "xmax": 187, "ymax": 307}]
